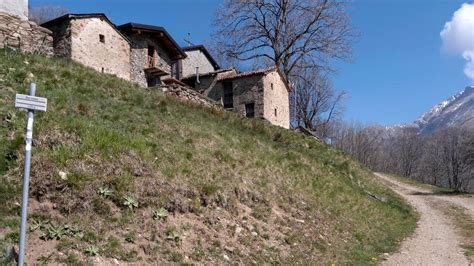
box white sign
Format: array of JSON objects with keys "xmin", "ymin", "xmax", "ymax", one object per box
[{"xmin": 15, "ymin": 94, "xmax": 48, "ymax": 112}]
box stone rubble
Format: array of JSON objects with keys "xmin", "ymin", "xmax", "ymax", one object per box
[{"xmin": 158, "ymin": 84, "xmax": 223, "ymax": 109}]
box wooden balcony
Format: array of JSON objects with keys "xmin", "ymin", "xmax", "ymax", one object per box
[{"xmin": 144, "ymin": 56, "xmax": 169, "ymax": 76}]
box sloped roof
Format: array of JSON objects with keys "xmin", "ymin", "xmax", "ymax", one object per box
[
  {"xmin": 182, "ymin": 45, "xmax": 220, "ymax": 70},
  {"xmin": 41, "ymin": 13, "xmax": 131, "ymax": 44},
  {"xmin": 219, "ymin": 67, "xmax": 291, "ymax": 92},
  {"xmin": 118, "ymin": 22, "xmax": 186, "ymax": 60},
  {"xmin": 217, "ymin": 67, "xmax": 277, "ymax": 81},
  {"xmin": 181, "ymin": 68, "xmax": 236, "ymax": 80}
]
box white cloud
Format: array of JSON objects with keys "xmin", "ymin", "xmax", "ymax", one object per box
[
  {"xmin": 463, "ymin": 51, "xmax": 474, "ymax": 79},
  {"xmin": 440, "ymin": 3, "xmax": 474, "ymax": 80}
]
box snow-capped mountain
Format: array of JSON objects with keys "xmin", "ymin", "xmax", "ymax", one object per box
[{"xmin": 415, "ymin": 86, "xmax": 474, "ymax": 134}]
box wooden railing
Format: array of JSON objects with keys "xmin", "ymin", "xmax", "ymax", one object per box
[{"xmin": 147, "ymin": 56, "xmax": 156, "ymax": 68}]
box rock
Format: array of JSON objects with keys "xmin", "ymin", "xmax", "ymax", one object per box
[
  {"xmin": 59, "ymin": 171, "xmax": 67, "ymax": 180},
  {"xmin": 251, "ymin": 231, "xmax": 258, "ymax": 237},
  {"xmin": 223, "ymin": 254, "xmax": 230, "ymax": 261},
  {"xmin": 3, "ymin": 245, "xmax": 18, "ymax": 261},
  {"xmin": 235, "ymin": 226, "xmax": 243, "ymax": 235},
  {"xmin": 113, "ymin": 258, "xmax": 119, "ymax": 265},
  {"xmin": 224, "ymin": 246, "xmax": 234, "ymax": 253}
]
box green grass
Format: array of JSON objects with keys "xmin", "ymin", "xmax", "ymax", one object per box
[{"xmin": 0, "ymin": 49, "xmax": 417, "ymax": 264}]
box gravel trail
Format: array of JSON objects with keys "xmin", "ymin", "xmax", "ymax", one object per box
[{"xmin": 374, "ymin": 173, "xmax": 472, "ymax": 266}]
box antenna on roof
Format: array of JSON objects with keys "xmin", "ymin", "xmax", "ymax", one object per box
[{"xmin": 184, "ymin": 32, "xmax": 194, "ymax": 47}]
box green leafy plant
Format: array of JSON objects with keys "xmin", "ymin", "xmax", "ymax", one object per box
[
  {"xmin": 98, "ymin": 186, "xmax": 113, "ymax": 198},
  {"xmin": 29, "ymin": 218, "xmax": 49, "ymax": 232},
  {"xmin": 124, "ymin": 234, "xmax": 135, "ymax": 243},
  {"xmin": 152, "ymin": 208, "xmax": 169, "ymax": 221},
  {"xmin": 122, "ymin": 195, "xmax": 138, "ymax": 210},
  {"xmin": 39, "ymin": 223, "xmax": 81, "ymax": 240},
  {"xmin": 84, "ymin": 245, "xmax": 99, "ymax": 256},
  {"xmin": 41, "ymin": 224, "xmax": 66, "ymax": 240},
  {"xmin": 62, "ymin": 224, "xmax": 82, "ymax": 237}
]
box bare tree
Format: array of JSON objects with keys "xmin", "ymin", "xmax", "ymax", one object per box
[
  {"xmin": 29, "ymin": 5, "xmax": 69, "ymax": 25},
  {"xmin": 214, "ymin": 0, "xmax": 354, "ymax": 82},
  {"xmin": 293, "ymin": 68, "xmax": 346, "ymax": 136},
  {"xmin": 332, "ymin": 122, "xmax": 385, "ymax": 167}
]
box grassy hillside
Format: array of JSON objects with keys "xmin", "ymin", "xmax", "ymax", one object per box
[{"xmin": 0, "ymin": 49, "xmax": 416, "ymax": 264}]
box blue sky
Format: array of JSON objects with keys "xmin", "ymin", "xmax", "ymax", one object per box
[{"xmin": 30, "ymin": 0, "xmax": 474, "ymax": 125}]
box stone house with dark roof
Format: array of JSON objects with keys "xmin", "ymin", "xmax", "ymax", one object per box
[
  {"xmin": 118, "ymin": 23, "xmax": 186, "ymax": 87},
  {"xmin": 42, "ymin": 15, "xmax": 187, "ymax": 87},
  {"xmin": 42, "ymin": 14, "xmax": 131, "ymax": 80},
  {"xmin": 180, "ymin": 45, "xmax": 220, "ymax": 78},
  {"xmin": 182, "ymin": 67, "xmax": 290, "ymax": 128},
  {"xmin": 40, "ymin": 13, "xmax": 289, "ymax": 128}
]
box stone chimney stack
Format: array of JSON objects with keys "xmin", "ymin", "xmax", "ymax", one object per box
[{"xmin": 0, "ymin": 0, "xmax": 28, "ymax": 20}]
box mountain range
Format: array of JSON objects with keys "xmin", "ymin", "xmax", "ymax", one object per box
[{"xmin": 415, "ymin": 86, "xmax": 474, "ymax": 134}]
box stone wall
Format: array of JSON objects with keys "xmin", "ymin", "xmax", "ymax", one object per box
[
  {"xmin": 263, "ymin": 71, "xmax": 290, "ymax": 129},
  {"xmin": 229, "ymin": 75, "xmax": 265, "ymax": 118},
  {"xmin": 70, "ymin": 18, "xmax": 130, "ymax": 80},
  {"xmin": 129, "ymin": 34, "xmax": 175, "ymax": 87},
  {"xmin": 200, "ymin": 74, "xmax": 265, "ymax": 118},
  {"xmin": 47, "ymin": 21, "xmax": 71, "ymax": 57},
  {"xmin": 0, "ymin": 0, "xmax": 28, "ymax": 20},
  {"xmin": 0, "ymin": 12, "xmax": 53, "ymax": 56},
  {"xmin": 158, "ymin": 84, "xmax": 221, "ymax": 109},
  {"xmin": 181, "ymin": 49, "xmax": 216, "ymax": 77}
]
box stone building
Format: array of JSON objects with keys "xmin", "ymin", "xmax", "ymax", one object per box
[
  {"xmin": 182, "ymin": 67, "xmax": 290, "ymax": 128},
  {"xmin": 42, "ymin": 14, "xmax": 131, "ymax": 80},
  {"xmin": 0, "ymin": 0, "xmax": 53, "ymax": 56},
  {"xmin": 118, "ymin": 23, "xmax": 186, "ymax": 87},
  {"xmin": 180, "ymin": 45, "xmax": 220, "ymax": 78},
  {"xmin": 0, "ymin": 0, "xmax": 28, "ymax": 20}
]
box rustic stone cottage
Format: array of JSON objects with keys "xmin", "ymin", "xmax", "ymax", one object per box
[
  {"xmin": 41, "ymin": 14, "xmax": 131, "ymax": 80},
  {"xmin": 180, "ymin": 45, "xmax": 220, "ymax": 77},
  {"xmin": 117, "ymin": 23, "xmax": 186, "ymax": 87},
  {"xmin": 182, "ymin": 67, "xmax": 290, "ymax": 128}
]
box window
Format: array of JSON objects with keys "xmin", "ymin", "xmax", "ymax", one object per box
[
  {"xmin": 101, "ymin": 67, "xmax": 104, "ymax": 73},
  {"xmin": 271, "ymin": 83, "xmax": 274, "ymax": 90},
  {"xmin": 223, "ymin": 82, "xmax": 233, "ymax": 109},
  {"xmin": 274, "ymin": 108, "xmax": 277, "ymax": 117},
  {"xmin": 99, "ymin": 34, "xmax": 105, "ymax": 43},
  {"xmin": 245, "ymin": 103, "xmax": 255, "ymax": 118}
]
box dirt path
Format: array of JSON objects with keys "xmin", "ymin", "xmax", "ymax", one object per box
[{"xmin": 374, "ymin": 173, "xmax": 472, "ymax": 266}]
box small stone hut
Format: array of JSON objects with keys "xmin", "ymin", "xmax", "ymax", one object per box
[
  {"xmin": 182, "ymin": 67, "xmax": 290, "ymax": 129},
  {"xmin": 41, "ymin": 14, "xmax": 131, "ymax": 80}
]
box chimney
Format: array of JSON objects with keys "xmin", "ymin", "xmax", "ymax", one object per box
[{"xmin": 196, "ymin": 67, "xmax": 200, "ymax": 84}]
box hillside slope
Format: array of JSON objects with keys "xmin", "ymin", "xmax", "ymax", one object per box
[{"xmin": 0, "ymin": 49, "xmax": 416, "ymax": 264}]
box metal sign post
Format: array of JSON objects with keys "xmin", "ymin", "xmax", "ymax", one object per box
[{"xmin": 14, "ymin": 82, "xmax": 47, "ymax": 266}]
